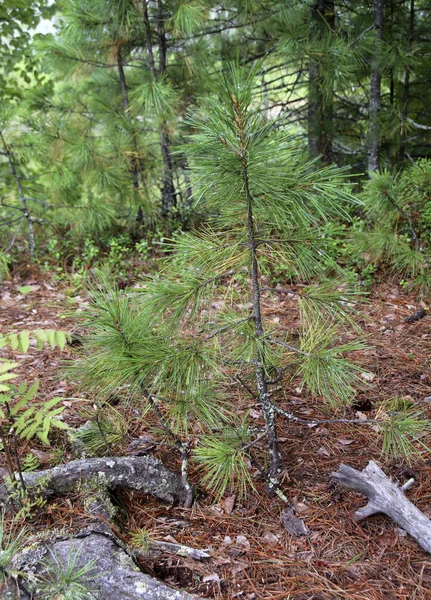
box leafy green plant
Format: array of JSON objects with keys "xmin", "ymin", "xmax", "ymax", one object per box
[
  {"xmin": 0, "ymin": 382, "xmax": 69, "ymax": 445},
  {"xmin": 0, "ymin": 329, "xmax": 71, "ymax": 499},
  {"xmin": 354, "ymin": 163, "xmax": 431, "ymax": 297},
  {"xmin": 0, "ymin": 328, "xmax": 71, "ymax": 353},
  {"xmin": 130, "ymin": 528, "xmax": 152, "ymax": 552}
]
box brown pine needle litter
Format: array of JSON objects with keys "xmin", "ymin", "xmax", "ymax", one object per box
[{"xmin": 1, "ymin": 274, "xmax": 431, "ymax": 599}]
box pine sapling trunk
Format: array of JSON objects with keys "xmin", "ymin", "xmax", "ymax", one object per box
[
  {"xmin": 235, "ymin": 103, "xmax": 282, "ymax": 491},
  {"xmin": 308, "ymin": 0, "xmax": 335, "ymax": 164},
  {"xmin": 399, "ymin": 0, "xmax": 415, "ymax": 162}
]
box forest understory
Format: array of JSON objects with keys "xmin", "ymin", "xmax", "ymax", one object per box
[{"xmin": 1, "ymin": 267, "xmax": 430, "ymax": 600}]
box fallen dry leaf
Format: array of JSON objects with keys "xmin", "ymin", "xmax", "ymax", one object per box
[
  {"xmin": 223, "ymin": 494, "xmax": 236, "ymax": 515},
  {"xmin": 281, "ymin": 507, "xmax": 309, "ymax": 537}
]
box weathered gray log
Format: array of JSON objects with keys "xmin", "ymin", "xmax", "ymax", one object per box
[
  {"xmin": 0, "ymin": 456, "xmax": 189, "ymax": 505},
  {"xmin": 4, "ymin": 530, "xmax": 201, "ymax": 600},
  {"xmin": 1, "ymin": 456, "xmax": 203, "ymax": 599},
  {"xmin": 333, "ymin": 461, "xmax": 431, "ymax": 553}
]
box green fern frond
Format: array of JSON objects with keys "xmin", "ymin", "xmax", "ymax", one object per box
[
  {"xmin": 0, "ymin": 329, "xmax": 71, "ymax": 352},
  {"xmin": 0, "ymin": 360, "xmax": 19, "ymax": 393}
]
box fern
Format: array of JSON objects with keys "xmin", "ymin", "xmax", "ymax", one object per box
[
  {"xmin": 0, "ymin": 329, "xmax": 71, "ymax": 352},
  {"xmin": 0, "ymin": 360, "xmax": 19, "ymax": 393},
  {"xmin": 0, "ymin": 329, "xmax": 71, "ymax": 445},
  {"xmin": 0, "ymin": 382, "xmax": 69, "ymax": 445}
]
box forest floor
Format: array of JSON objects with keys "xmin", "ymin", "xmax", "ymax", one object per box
[{"xmin": 1, "ymin": 266, "xmax": 431, "ymax": 600}]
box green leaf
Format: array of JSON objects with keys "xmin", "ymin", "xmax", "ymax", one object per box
[
  {"xmin": 17, "ymin": 286, "xmax": 33, "ymax": 295},
  {"xmin": 50, "ymin": 419, "xmax": 70, "ymax": 430},
  {"xmin": 18, "ymin": 330, "xmax": 30, "ymax": 353}
]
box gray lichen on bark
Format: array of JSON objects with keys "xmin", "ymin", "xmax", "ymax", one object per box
[{"xmin": 0, "ymin": 455, "xmax": 190, "ymax": 507}]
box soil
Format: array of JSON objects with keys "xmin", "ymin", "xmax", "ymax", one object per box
[{"xmin": 1, "ymin": 270, "xmax": 431, "ymax": 600}]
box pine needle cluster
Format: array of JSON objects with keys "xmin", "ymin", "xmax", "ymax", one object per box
[{"xmin": 353, "ymin": 162, "xmax": 431, "ymax": 297}]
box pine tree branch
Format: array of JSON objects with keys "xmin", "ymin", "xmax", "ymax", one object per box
[
  {"xmin": 406, "ymin": 117, "xmax": 431, "ymax": 131},
  {"xmin": 273, "ymin": 404, "xmax": 376, "ymax": 426},
  {"xmin": 268, "ymin": 338, "xmax": 312, "ymax": 358},
  {"xmin": 6, "ymin": 216, "xmax": 25, "ymax": 252},
  {"xmin": 235, "ymin": 375, "xmax": 258, "ymax": 400},
  {"xmin": 205, "ymin": 316, "xmax": 255, "ymax": 339},
  {"xmin": 145, "ymin": 393, "xmax": 193, "ymax": 507},
  {"xmin": 260, "ymin": 287, "xmax": 299, "ymax": 296}
]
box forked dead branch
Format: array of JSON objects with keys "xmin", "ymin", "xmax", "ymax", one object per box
[{"xmin": 333, "ymin": 461, "xmax": 431, "ymax": 554}]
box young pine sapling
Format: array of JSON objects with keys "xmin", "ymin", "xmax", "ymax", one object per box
[{"xmin": 76, "ymin": 67, "xmax": 430, "ymax": 499}]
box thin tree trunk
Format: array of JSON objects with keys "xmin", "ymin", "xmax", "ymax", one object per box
[
  {"xmin": 0, "ymin": 131, "xmax": 35, "ymax": 255},
  {"xmin": 142, "ymin": 0, "xmax": 156, "ymax": 74},
  {"xmin": 308, "ymin": 0, "xmax": 335, "ymax": 164},
  {"xmin": 157, "ymin": 0, "xmax": 167, "ymax": 77},
  {"xmin": 308, "ymin": 56, "xmax": 321, "ymax": 160},
  {"xmin": 142, "ymin": 0, "xmax": 176, "ymax": 220},
  {"xmin": 234, "ymin": 102, "xmax": 282, "ymax": 490},
  {"xmin": 117, "ymin": 46, "xmax": 140, "ymax": 190},
  {"xmin": 399, "ymin": 0, "xmax": 415, "ymax": 162},
  {"xmin": 368, "ymin": 0, "xmax": 384, "ymax": 173}
]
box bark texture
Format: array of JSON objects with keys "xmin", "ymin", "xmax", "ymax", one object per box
[
  {"xmin": 0, "ymin": 455, "xmax": 190, "ymax": 506},
  {"xmin": 368, "ymin": 0, "xmax": 384, "ymax": 173},
  {"xmin": 1, "ymin": 456, "xmax": 201, "ymax": 599},
  {"xmin": 308, "ymin": 0, "xmax": 335, "ymax": 163},
  {"xmin": 4, "ymin": 530, "xmax": 200, "ymax": 600},
  {"xmin": 333, "ymin": 461, "xmax": 431, "ymax": 554}
]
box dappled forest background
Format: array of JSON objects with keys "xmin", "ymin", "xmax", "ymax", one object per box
[
  {"xmin": 2, "ymin": 2, "xmax": 431, "ymax": 599},
  {"xmin": 1, "ymin": 0, "xmax": 431, "ymax": 279}
]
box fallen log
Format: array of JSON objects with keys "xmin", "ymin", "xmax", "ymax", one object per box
[
  {"xmin": 332, "ymin": 461, "xmax": 431, "ymax": 554},
  {"xmin": 0, "ymin": 455, "xmax": 191, "ymax": 506},
  {"xmin": 1, "ymin": 456, "xmax": 204, "ymax": 599},
  {"xmin": 3, "ymin": 530, "xmax": 201, "ymax": 600}
]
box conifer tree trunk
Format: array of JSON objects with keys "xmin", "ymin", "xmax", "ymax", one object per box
[
  {"xmin": 308, "ymin": 0, "xmax": 335, "ymax": 164},
  {"xmin": 142, "ymin": 0, "xmax": 176, "ymax": 219},
  {"xmin": 0, "ymin": 132, "xmax": 35, "ymax": 255},
  {"xmin": 399, "ymin": 0, "xmax": 414, "ymax": 162},
  {"xmin": 368, "ymin": 0, "xmax": 384, "ymax": 173},
  {"xmin": 117, "ymin": 46, "xmax": 141, "ymax": 190}
]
